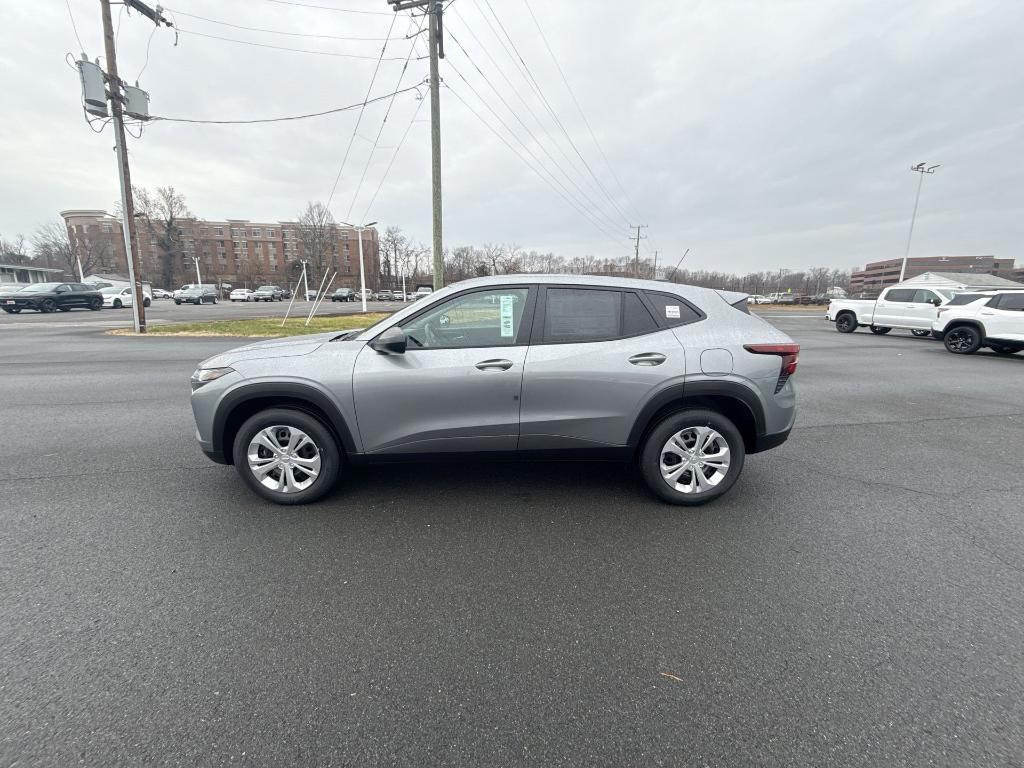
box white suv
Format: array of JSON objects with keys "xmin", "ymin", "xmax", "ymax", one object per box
[{"xmin": 932, "ymin": 290, "xmax": 1024, "ymax": 355}]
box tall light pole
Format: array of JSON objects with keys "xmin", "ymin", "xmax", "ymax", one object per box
[
  {"xmin": 192, "ymin": 256, "xmax": 202, "ymax": 288},
  {"xmin": 899, "ymin": 163, "xmax": 940, "ymax": 282},
  {"xmin": 342, "ymin": 221, "xmax": 377, "ymax": 312}
]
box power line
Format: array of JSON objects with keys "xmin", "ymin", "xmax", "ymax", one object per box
[
  {"xmin": 65, "ymin": 0, "xmax": 86, "ymax": 52},
  {"xmin": 324, "ymin": 12, "xmax": 399, "ymax": 211},
  {"xmin": 163, "ymin": 8, "xmax": 396, "ymax": 41},
  {"xmin": 478, "ymin": 0, "xmax": 633, "ymax": 228},
  {"xmin": 521, "ymin": 0, "xmax": 643, "ymax": 223},
  {"xmin": 137, "ymin": 23, "xmax": 159, "ymax": 80},
  {"xmin": 148, "ymin": 84, "xmax": 420, "ymax": 124},
  {"xmin": 345, "ymin": 14, "xmax": 426, "ymax": 219},
  {"xmin": 261, "ymin": 0, "xmax": 392, "ymax": 14},
  {"xmin": 447, "ymin": 83, "xmax": 627, "ymax": 248},
  {"xmin": 445, "ymin": 30, "xmax": 626, "ymax": 236},
  {"xmin": 175, "ymin": 27, "xmax": 409, "ymax": 59},
  {"xmin": 361, "ymin": 96, "xmax": 425, "ymax": 220}
]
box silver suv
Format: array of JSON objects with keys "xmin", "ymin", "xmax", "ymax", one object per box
[{"xmin": 190, "ymin": 276, "xmax": 798, "ymax": 506}]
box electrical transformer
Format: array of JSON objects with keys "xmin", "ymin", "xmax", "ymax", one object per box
[
  {"xmin": 124, "ymin": 85, "xmax": 151, "ymax": 121},
  {"xmin": 77, "ymin": 58, "xmax": 108, "ymax": 118}
]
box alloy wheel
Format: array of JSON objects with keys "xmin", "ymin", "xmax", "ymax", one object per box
[
  {"xmin": 247, "ymin": 425, "xmax": 322, "ymax": 493},
  {"xmin": 946, "ymin": 328, "xmax": 975, "ymax": 353},
  {"xmin": 659, "ymin": 426, "xmax": 731, "ymax": 494}
]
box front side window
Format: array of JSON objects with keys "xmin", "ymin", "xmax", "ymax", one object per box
[
  {"xmin": 402, "ymin": 288, "xmax": 529, "ymax": 349},
  {"xmin": 911, "ymin": 289, "xmax": 939, "ymax": 304}
]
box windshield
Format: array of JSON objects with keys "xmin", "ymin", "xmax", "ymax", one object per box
[
  {"xmin": 20, "ymin": 283, "xmax": 61, "ymax": 293},
  {"xmin": 946, "ymin": 293, "xmax": 986, "ymax": 306}
]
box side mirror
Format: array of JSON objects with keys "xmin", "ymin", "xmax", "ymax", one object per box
[
  {"xmin": 369, "ymin": 326, "xmax": 407, "ymax": 354},
  {"xmin": 931, "ymin": 298, "xmax": 942, "ymax": 307}
]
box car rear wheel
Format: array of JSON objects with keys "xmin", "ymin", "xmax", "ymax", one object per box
[
  {"xmin": 911, "ymin": 329, "xmax": 931, "ymax": 337},
  {"xmin": 990, "ymin": 344, "xmax": 1020, "ymax": 355},
  {"xmin": 870, "ymin": 326, "xmax": 891, "ymax": 334},
  {"xmin": 113, "ymin": 299, "xmax": 122, "ymax": 309},
  {"xmin": 945, "ymin": 326, "xmax": 982, "ymax": 354},
  {"xmin": 143, "ymin": 297, "xmax": 151, "ymax": 307},
  {"xmin": 640, "ymin": 409, "xmax": 745, "ymax": 506},
  {"xmin": 40, "ymin": 299, "xmax": 56, "ymax": 313},
  {"xmin": 835, "ymin": 313, "xmax": 857, "ymax": 333},
  {"xmin": 232, "ymin": 408, "xmax": 341, "ymax": 505}
]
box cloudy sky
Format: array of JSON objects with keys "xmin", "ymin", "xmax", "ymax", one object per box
[{"xmin": 3, "ymin": 0, "xmax": 1022, "ymax": 273}]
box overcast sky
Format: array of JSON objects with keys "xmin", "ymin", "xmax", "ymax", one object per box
[{"xmin": 3, "ymin": 0, "xmax": 1022, "ymax": 273}]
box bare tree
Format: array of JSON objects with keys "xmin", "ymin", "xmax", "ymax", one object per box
[
  {"xmin": 1, "ymin": 233, "xmax": 30, "ymax": 265},
  {"xmin": 298, "ymin": 201, "xmax": 337, "ymax": 285},
  {"xmin": 133, "ymin": 186, "xmax": 192, "ymax": 288},
  {"xmin": 32, "ymin": 220, "xmax": 100, "ymax": 278}
]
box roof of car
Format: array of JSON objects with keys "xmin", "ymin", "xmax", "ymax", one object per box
[{"xmin": 448, "ymin": 274, "xmax": 697, "ymax": 291}]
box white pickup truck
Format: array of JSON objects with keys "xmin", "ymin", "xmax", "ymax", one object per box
[{"xmin": 826, "ymin": 286, "xmax": 953, "ymax": 336}]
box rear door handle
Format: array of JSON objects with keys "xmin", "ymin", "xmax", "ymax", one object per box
[
  {"xmin": 628, "ymin": 352, "xmax": 666, "ymax": 366},
  {"xmin": 475, "ymin": 359, "xmax": 513, "ymax": 371}
]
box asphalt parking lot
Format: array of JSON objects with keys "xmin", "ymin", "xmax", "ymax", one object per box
[
  {"xmin": 0, "ymin": 296, "xmax": 409, "ymax": 328},
  {"xmin": 2, "ymin": 314, "xmax": 1022, "ymax": 766}
]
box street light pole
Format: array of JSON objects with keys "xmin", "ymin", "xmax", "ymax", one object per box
[
  {"xmin": 342, "ymin": 221, "xmax": 377, "ymax": 312},
  {"xmin": 899, "ymin": 162, "xmax": 940, "ymax": 282},
  {"xmin": 193, "ymin": 256, "xmax": 202, "ymax": 288}
]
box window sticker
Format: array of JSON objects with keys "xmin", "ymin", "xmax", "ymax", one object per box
[
  {"xmin": 665, "ymin": 305, "xmax": 681, "ymax": 319},
  {"xmin": 500, "ymin": 295, "xmax": 515, "ymax": 337}
]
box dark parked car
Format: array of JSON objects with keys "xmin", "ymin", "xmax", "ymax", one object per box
[
  {"xmin": 0, "ymin": 282, "xmax": 103, "ymax": 314},
  {"xmin": 331, "ymin": 288, "xmax": 355, "ymax": 302},
  {"xmin": 175, "ymin": 287, "xmax": 219, "ymax": 305}
]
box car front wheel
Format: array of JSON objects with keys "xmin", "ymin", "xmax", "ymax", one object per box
[
  {"xmin": 640, "ymin": 409, "xmax": 745, "ymax": 506},
  {"xmin": 232, "ymin": 408, "xmax": 341, "ymax": 505},
  {"xmin": 945, "ymin": 326, "xmax": 982, "ymax": 354}
]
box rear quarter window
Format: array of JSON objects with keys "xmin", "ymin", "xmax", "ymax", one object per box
[{"xmin": 643, "ymin": 292, "xmax": 703, "ymax": 327}]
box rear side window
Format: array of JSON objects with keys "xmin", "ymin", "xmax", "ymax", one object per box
[
  {"xmin": 994, "ymin": 293, "xmax": 1024, "ymax": 311},
  {"xmin": 543, "ymin": 288, "xmax": 621, "ymax": 342},
  {"xmin": 884, "ymin": 289, "xmax": 915, "ymax": 302},
  {"xmin": 643, "ymin": 292, "xmax": 703, "ymax": 327},
  {"xmin": 947, "ymin": 293, "xmax": 985, "ymax": 306}
]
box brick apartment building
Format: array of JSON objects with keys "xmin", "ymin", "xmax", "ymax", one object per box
[
  {"xmin": 60, "ymin": 209, "xmax": 380, "ymax": 291},
  {"xmin": 849, "ymin": 255, "xmax": 1017, "ymax": 295}
]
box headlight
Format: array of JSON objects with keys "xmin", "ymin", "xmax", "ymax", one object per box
[{"xmin": 190, "ymin": 367, "xmax": 234, "ymax": 390}]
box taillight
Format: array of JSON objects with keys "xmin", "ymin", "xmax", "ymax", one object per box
[{"xmin": 744, "ymin": 343, "xmax": 800, "ymax": 393}]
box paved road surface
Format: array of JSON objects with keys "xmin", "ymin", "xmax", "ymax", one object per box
[{"xmin": 1, "ymin": 316, "xmax": 1022, "ymax": 766}]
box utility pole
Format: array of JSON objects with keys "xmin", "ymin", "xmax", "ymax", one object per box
[
  {"xmin": 899, "ymin": 162, "xmax": 940, "ymax": 282},
  {"xmin": 629, "ymin": 224, "xmax": 647, "ymax": 278},
  {"xmin": 192, "ymin": 256, "xmax": 202, "ymax": 287},
  {"xmin": 389, "ymin": 0, "xmax": 444, "ymax": 289},
  {"xmin": 100, "ymin": 0, "xmax": 147, "ymax": 332},
  {"xmin": 652, "ymin": 250, "xmax": 659, "ymax": 280}
]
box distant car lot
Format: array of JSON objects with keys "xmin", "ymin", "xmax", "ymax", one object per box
[{"xmin": 1, "ymin": 312, "xmax": 1022, "ymax": 765}]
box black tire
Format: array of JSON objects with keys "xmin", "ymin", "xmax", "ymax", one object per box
[
  {"xmin": 10, "ymin": 307, "xmax": 20, "ymax": 314},
  {"xmin": 175, "ymin": 299, "xmax": 182, "ymax": 305},
  {"xmin": 911, "ymin": 329, "xmax": 931, "ymax": 338},
  {"xmin": 944, "ymin": 325, "xmax": 982, "ymax": 355},
  {"xmin": 639, "ymin": 408, "xmax": 745, "ymax": 506},
  {"xmin": 870, "ymin": 326, "xmax": 891, "ymax": 335},
  {"xmin": 2, "ymin": 307, "xmax": 13, "ymax": 314},
  {"xmin": 40, "ymin": 299, "xmax": 56, "ymax": 313},
  {"xmin": 213, "ymin": 297, "xmax": 218, "ymax": 304},
  {"xmin": 143, "ymin": 297, "xmax": 151, "ymax": 307},
  {"xmin": 89, "ymin": 297, "xmax": 102, "ymax": 311},
  {"xmin": 835, "ymin": 313, "xmax": 857, "ymax": 333},
  {"xmin": 232, "ymin": 408, "xmax": 341, "ymax": 505},
  {"xmin": 58, "ymin": 306, "xmax": 71, "ymax": 312},
  {"xmin": 990, "ymin": 344, "xmax": 1021, "ymax": 355},
  {"xmin": 113, "ymin": 299, "xmax": 122, "ymax": 309}
]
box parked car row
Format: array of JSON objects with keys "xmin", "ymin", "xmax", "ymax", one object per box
[
  {"xmin": 827, "ymin": 286, "xmax": 1024, "ymax": 355},
  {"xmin": 747, "ymin": 293, "xmax": 833, "ymax": 305}
]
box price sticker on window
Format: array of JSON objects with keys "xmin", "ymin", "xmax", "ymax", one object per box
[
  {"xmin": 500, "ymin": 295, "xmax": 515, "ymax": 337},
  {"xmin": 665, "ymin": 305, "xmax": 681, "ymax": 319}
]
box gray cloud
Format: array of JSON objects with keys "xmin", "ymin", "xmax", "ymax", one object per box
[{"xmin": 2, "ymin": 0, "xmax": 1021, "ymax": 273}]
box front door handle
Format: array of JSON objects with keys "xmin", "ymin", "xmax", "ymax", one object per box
[
  {"xmin": 475, "ymin": 359, "xmax": 513, "ymax": 371},
  {"xmin": 979, "ymin": 311, "xmax": 994, "ymax": 316},
  {"xmin": 628, "ymin": 352, "xmax": 666, "ymax": 366}
]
